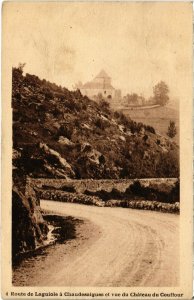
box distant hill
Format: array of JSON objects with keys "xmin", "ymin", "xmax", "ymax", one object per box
[
  {"xmin": 121, "ymin": 105, "xmax": 179, "ymax": 144},
  {"xmin": 12, "ymin": 67, "xmax": 179, "ymax": 180}
]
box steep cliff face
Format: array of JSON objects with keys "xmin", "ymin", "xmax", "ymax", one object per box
[{"xmin": 12, "ymin": 184, "xmax": 48, "ymax": 262}]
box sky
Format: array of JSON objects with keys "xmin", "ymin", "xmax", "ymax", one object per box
[{"xmin": 4, "ymin": 2, "xmax": 192, "ymax": 102}]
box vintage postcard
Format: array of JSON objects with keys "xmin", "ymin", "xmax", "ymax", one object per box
[{"xmin": 1, "ymin": 2, "xmax": 193, "ymax": 300}]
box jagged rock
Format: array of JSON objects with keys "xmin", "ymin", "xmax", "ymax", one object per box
[
  {"xmin": 119, "ymin": 135, "xmax": 126, "ymax": 141},
  {"xmin": 80, "ymin": 142, "xmax": 103, "ymax": 165},
  {"xmin": 81, "ymin": 142, "xmax": 92, "ymax": 152},
  {"xmin": 87, "ymin": 149, "xmax": 102, "ymax": 165},
  {"xmin": 13, "ymin": 149, "xmax": 21, "ymax": 159},
  {"xmin": 100, "ymin": 114, "xmax": 109, "ymax": 121},
  {"xmin": 12, "ymin": 185, "xmax": 48, "ymax": 259},
  {"xmin": 81, "ymin": 123, "xmax": 92, "ymax": 130},
  {"xmin": 29, "ymin": 130, "xmax": 38, "ymax": 136},
  {"xmin": 143, "ymin": 150, "xmax": 150, "ymax": 160},
  {"xmin": 58, "ymin": 136, "xmax": 74, "ymax": 146},
  {"xmin": 39, "ymin": 143, "xmax": 75, "ymax": 177},
  {"xmin": 43, "ymin": 163, "xmax": 69, "ymax": 179},
  {"xmin": 118, "ymin": 124, "xmax": 124, "ymax": 132}
]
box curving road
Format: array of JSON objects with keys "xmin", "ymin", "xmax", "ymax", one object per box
[{"xmin": 37, "ymin": 200, "xmax": 179, "ymax": 287}]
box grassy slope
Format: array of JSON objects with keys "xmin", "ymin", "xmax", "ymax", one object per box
[{"xmin": 121, "ymin": 106, "xmax": 179, "ymax": 144}]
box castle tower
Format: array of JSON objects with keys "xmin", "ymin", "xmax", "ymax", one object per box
[
  {"xmin": 93, "ymin": 70, "xmax": 112, "ymax": 87},
  {"xmin": 80, "ymin": 70, "xmax": 115, "ymax": 101}
]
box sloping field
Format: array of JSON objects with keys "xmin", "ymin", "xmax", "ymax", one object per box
[{"xmin": 121, "ymin": 106, "xmax": 179, "ymax": 144}]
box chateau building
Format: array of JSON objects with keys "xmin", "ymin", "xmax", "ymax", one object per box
[{"xmin": 80, "ymin": 70, "xmax": 120, "ymax": 101}]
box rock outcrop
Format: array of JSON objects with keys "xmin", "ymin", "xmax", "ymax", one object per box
[{"xmin": 12, "ymin": 184, "xmax": 48, "ymax": 262}]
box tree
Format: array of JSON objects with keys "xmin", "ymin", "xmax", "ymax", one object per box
[
  {"xmin": 153, "ymin": 81, "xmax": 169, "ymax": 106},
  {"xmin": 73, "ymin": 81, "xmax": 83, "ymax": 89},
  {"xmin": 167, "ymin": 121, "xmax": 177, "ymax": 138},
  {"xmin": 18, "ymin": 63, "xmax": 26, "ymax": 73},
  {"xmin": 97, "ymin": 93, "xmax": 103, "ymax": 101},
  {"xmin": 124, "ymin": 93, "xmax": 146, "ymax": 106},
  {"xmin": 125, "ymin": 93, "xmax": 138, "ymax": 106},
  {"xmin": 12, "ymin": 63, "xmax": 26, "ymax": 84}
]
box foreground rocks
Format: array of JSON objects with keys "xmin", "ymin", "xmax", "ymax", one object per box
[{"xmin": 12, "ymin": 185, "xmax": 49, "ymax": 262}]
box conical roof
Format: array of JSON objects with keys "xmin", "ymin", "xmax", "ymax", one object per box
[
  {"xmin": 95, "ymin": 69, "xmax": 110, "ymax": 79},
  {"xmin": 82, "ymin": 69, "xmax": 114, "ymax": 89}
]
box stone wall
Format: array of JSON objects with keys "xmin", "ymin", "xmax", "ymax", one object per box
[{"xmin": 26, "ymin": 177, "xmax": 178, "ymax": 202}]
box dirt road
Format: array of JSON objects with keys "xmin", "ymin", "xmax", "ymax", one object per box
[
  {"xmin": 37, "ymin": 200, "xmax": 179, "ymax": 287},
  {"xmin": 13, "ymin": 200, "xmax": 179, "ymax": 286}
]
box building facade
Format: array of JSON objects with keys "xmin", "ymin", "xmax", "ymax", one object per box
[{"xmin": 80, "ymin": 70, "xmax": 117, "ymax": 101}]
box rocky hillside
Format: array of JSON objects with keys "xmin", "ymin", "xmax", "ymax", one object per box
[{"xmin": 12, "ymin": 66, "xmax": 179, "ymax": 179}]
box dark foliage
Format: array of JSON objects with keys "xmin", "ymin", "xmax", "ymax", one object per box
[{"xmin": 84, "ymin": 180, "xmax": 179, "ymax": 203}]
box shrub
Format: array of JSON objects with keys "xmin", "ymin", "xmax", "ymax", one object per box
[
  {"xmin": 170, "ymin": 180, "xmax": 180, "ymax": 203},
  {"xmin": 61, "ymin": 185, "xmax": 76, "ymax": 193},
  {"xmin": 64, "ymin": 99, "xmax": 82, "ymax": 112},
  {"xmin": 58, "ymin": 124, "xmax": 73, "ymax": 139},
  {"xmin": 94, "ymin": 118, "xmax": 106, "ymax": 130},
  {"xmin": 144, "ymin": 125, "xmax": 155, "ymax": 134},
  {"xmin": 44, "ymin": 88, "xmax": 54, "ymax": 100},
  {"xmin": 167, "ymin": 121, "xmax": 177, "ymax": 138},
  {"xmin": 99, "ymin": 99, "xmax": 110, "ymax": 113},
  {"xmin": 85, "ymin": 188, "xmax": 124, "ymax": 201}
]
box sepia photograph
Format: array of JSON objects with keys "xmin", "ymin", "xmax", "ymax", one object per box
[{"xmin": 1, "ymin": 2, "xmax": 193, "ymax": 299}]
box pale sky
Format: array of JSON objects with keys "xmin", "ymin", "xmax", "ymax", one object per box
[{"xmin": 4, "ymin": 2, "xmax": 192, "ymax": 101}]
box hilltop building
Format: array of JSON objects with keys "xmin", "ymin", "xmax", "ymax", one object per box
[{"xmin": 80, "ymin": 70, "xmax": 121, "ymax": 103}]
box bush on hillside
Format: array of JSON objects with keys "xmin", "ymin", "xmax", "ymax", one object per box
[{"xmin": 99, "ymin": 99, "xmax": 111, "ymax": 113}]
